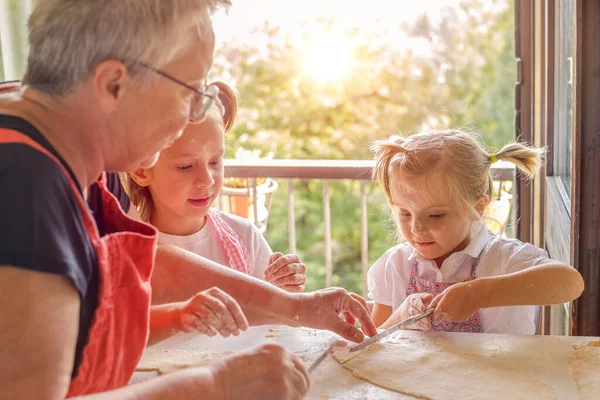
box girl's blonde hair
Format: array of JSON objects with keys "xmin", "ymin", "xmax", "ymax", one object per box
[
  {"xmin": 120, "ymin": 81, "xmax": 238, "ymax": 221},
  {"xmin": 372, "ymin": 129, "xmax": 545, "ymax": 221}
]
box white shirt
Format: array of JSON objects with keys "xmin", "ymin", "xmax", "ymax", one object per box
[
  {"xmin": 368, "ymin": 224, "xmax": 549, "ymax": 335},
  {"xmin": 158, "ymin": 210, "xmax": 273, "ymax": 280}
]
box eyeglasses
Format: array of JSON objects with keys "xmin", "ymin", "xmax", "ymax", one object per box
[{"xmin": 136, "ymin": 62, "xmax": 219, "ymax": 123}]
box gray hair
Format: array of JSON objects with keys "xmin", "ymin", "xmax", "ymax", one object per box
[{"xmin": 23, "ymin": 0, "xmax": 231, "ymax": 95}]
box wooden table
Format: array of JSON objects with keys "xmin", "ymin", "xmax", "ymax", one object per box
[{"xmin": 132, "ymin": 325, "xmax": 598, "ymax": 399}]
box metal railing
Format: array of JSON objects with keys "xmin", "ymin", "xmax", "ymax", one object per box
[{"xmin": 217, "ymin": 159, "xmax": 516, "ymax": 295}]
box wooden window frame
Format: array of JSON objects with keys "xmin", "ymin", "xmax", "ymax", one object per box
[
  {"xmin": 536, "ymin": 0, "xmax": 600, "ymax": 336},
  {"xmin": 542, "ymin": 0, "xmax": 578, "ymax": 336},
  {"xmin": 572, "ymin": 0, "xmax": 600, "ymax": 336},
  {"xmin": 514, "ymin": 0, "xmax": 535, "ymax": 245}
]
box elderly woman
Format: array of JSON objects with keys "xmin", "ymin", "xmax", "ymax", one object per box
[{"xmin": 0, "ymin": 1, "xmax": 376, "ymax": 399}]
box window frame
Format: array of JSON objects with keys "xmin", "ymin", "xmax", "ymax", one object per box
[
  {"xmin": 522, "ymin": 0, "xmax": 581, "ymax": 336},
  {"xmin": 544, "ymin": 0, "xmax": 579, "ymax": 337},
  {"xmin": 535, "ymin": 0, "xmax": 600, "ymax": 336}
]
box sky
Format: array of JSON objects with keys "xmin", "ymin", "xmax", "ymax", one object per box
[{"xmin": 212, "ymin": 0, "xmax": 465, "ymax": 45}]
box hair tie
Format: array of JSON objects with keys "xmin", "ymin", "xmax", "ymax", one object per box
[
  {"xmin": 489, "ymin": 154, "xmax": 497, "ymax": 163},
  {"xmin": 215, "ymin": 101, "xmax": 226, "ymax": 117}
]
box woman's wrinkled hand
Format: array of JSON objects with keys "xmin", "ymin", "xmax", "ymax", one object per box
[
  {"xmin": 210, "ymin": 343, "xmax": 309, "ymax": 400},
  {"xmin": 294, "ymin": 288, "xmax": 378, "ymax": 342}
]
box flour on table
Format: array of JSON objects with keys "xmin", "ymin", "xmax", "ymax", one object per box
[
  {"xmin": 265, "ymin": 328, "xmax": 280, "ymax": 338},
  {"xmin": 333, "ymin": 334, "xmax": 557, "ymax": 400},
  {"xmin": 136, "ymin": 348, "xmax": 230, "ymax": 375},
  {"xmin": 568, "ymin": 340, "xmax": 600, "ymax": 400}
]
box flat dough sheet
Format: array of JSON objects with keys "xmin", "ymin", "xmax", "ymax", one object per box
[
  {"xmin": 568, "ymin": 340, "xmax": 600, "ymax": 400},
  {"xmin": 136, "ymin": 348, "xmax": 231, "ymax": 375},
  {"xmin": 333, "ymin": 335, "xmax": 557, "ymax": 400},
  {"xmin": 136, "ymin": 347, "xmax": 313, "ymax": 376}
]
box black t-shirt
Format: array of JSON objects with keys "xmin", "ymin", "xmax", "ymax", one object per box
[
  {"xmin": 0, "ymin": 115, "xmax": 129, "ymax": 378},
  {"xmin": 88, "ymin": 172, "xmax": 131, "ymax": 232}
]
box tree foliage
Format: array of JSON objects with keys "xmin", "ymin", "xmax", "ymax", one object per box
[{"xmin": 211, "ymin": 0, "xmax": 515, "ymax": 294}]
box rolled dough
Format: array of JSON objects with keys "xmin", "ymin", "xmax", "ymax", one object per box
[
  {"xmin": 136, "ymin": 347, "xmax": 314, "ymax": 376},
  {"xmin": 568, "ymin": 340, "xmax": 600, "ymax": 400},
  {"xmin": 136, "ymin": 348, "xmax": 231, "ymax": 375},
  {"xmin": 333, "ymin": 335, "xmax": 557, "ymax": 400}
]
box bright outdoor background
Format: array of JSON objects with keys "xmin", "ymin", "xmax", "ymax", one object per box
[
  {"xmin": 210, "ymin": 0, "xmax": 516, "ymax": 292},
  {"xmin": 0, "ymin": 0, "xmax": 516, "ymax": 294}
]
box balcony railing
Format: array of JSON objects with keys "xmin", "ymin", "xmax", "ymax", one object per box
[{"xmin": 216, "ymin": 159, "xmax": 516, "ymax": 295}]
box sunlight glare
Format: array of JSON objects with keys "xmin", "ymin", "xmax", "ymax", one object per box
[{"xmin": 302, "ymin": 36, "xmax": 353, "ymax": 82}]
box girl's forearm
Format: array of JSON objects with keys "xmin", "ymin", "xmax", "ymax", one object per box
[
  {"xmin": 148, "ymin": 303, "xmax": 183, "ymax": 346},
  {"xmin": 475, "ymin": 263, "xmax": 584, "ymax": 308},
  {"xmin": 371, "ymin": 302, "xmax": 393, "ymax": 327}
]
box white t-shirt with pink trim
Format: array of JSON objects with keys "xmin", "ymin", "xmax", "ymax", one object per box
[
  {"xmin": 368, "ymin": 224, "xmax": 549, "ymax": 335},
  {"xmin": 158, "ymin": 209, "xmax": 273, "ymax": 280}
]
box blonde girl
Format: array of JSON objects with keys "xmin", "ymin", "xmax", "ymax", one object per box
[
  {"xmin": 369, "ymin": 129, "xmax": 584, "ymax": 334},
  {"xmin": 121, "ymin": 82, "xmax": 306, "ymax": 292}
]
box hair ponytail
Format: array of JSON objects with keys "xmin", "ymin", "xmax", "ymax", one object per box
[
  {"xmin": 372, "ymin": 129, "xmax": 545, "ymax": 225},
  {"xmin": 494, "ymin": 142, "xmax": 546, "ymax": 178},
  {"xmin": 210, "ymin": 81, "xmax": 238, "ymax": 132},
  {"xmin": 371, "ymin": 136, "xmax": 410, "ymax": 201}
]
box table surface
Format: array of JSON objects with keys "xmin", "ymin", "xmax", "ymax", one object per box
[{"xmin": 132, "ymin": 325, "xmax": 598, "ymax": 399}]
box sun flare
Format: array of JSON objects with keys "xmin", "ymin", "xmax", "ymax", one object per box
[{"xmin": 301, "ymin": 36, "xmax": 354, "ymax": 82}]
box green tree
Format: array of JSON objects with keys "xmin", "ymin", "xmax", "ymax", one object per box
[{"xmin": 211, "ymin": 0, "xmax": 515, "ymax": 293}]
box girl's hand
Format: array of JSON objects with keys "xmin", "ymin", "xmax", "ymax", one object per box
[
  {"xmin": 264, "ymin": 252, "xmax": 307, "ymax": 292},
  {"xmin": 179, "ymin": 287, "xmax": 249, "ymax": 337},
  {"xmin": 380, "ymin": 293, "xmax": 434, "ymax": 330},
  {"xmin": 211, "ymin": 343, "xmax": 309, "ymax": 400},
  {"xmin": 430, "ymin": 281, "xmax": 483, "ymax": 324}
]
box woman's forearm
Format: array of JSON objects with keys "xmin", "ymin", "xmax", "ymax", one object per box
[
  {"xmin": 72, "ymin": 368, "xmax": 221, "ymax": 400},
  {"xmin": 152, "ymin": 244, "xmax": 378, "ymax": 342},
  {"xmin": 476, "ymin": 262, "xmax": 584, "ymax": 308},
  {"xmin": 152, "ymin": 244, "xmax": 299, "ymax": 326}
]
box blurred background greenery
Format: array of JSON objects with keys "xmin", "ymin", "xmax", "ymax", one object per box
[{"xmin": 210, "ymin": 0, "xmax": 516, "ymax": 293}]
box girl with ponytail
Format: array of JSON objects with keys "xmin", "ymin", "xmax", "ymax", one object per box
[
  {"xmin": 121, "ymin": 82, "xmax": 307, "ymax": 297},
  {"xmin": 368, "ymin": 129, "xmax": 583, "ymax": 335}
]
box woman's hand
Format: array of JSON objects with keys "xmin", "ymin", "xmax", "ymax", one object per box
[
  {"xmin": 179, "ymin": 287, "xmax": 249, "ymax": 337},
  {"xmin": 380, "ymin": 293, "xmax": 434, "ymax": 330},
  {"xmin": 211, "ymin": 343, "xmax": 309, "ymax": 400},
  {"xmin": 264, "ymin": 252, "xmax": 307, "ymax": 292},
  {"xmin": 293, "ymin": 288, "xmax": 378, "ymax": 342}
]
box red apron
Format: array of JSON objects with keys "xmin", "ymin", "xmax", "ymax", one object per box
[{"xmin": 0, "ymin": 129, "xmax": 157, "ymax": 396}]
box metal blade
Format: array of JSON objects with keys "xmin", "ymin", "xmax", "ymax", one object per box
[
  {"xmin": 308, "ymin": 340, "xmax": 339, "ymax": 373},
  {"xmin": 349, "ymin": 308, "xmax": 434, "ymax": 353}
]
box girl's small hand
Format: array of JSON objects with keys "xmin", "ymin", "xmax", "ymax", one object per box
[
  {"xmin": 380, "ymin": 293, "xmax": 434, "ymax": 330},
  {"xmin": 264, "ymin": 252, "xmax": 307, "ymax": 292},
  {"xmin": 431, "ymin": 281, "xmax": 483, "ymax": 324},
  {"xmin": 179, "ymin": 287, "xmax": 249, "ymax": 337}
]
